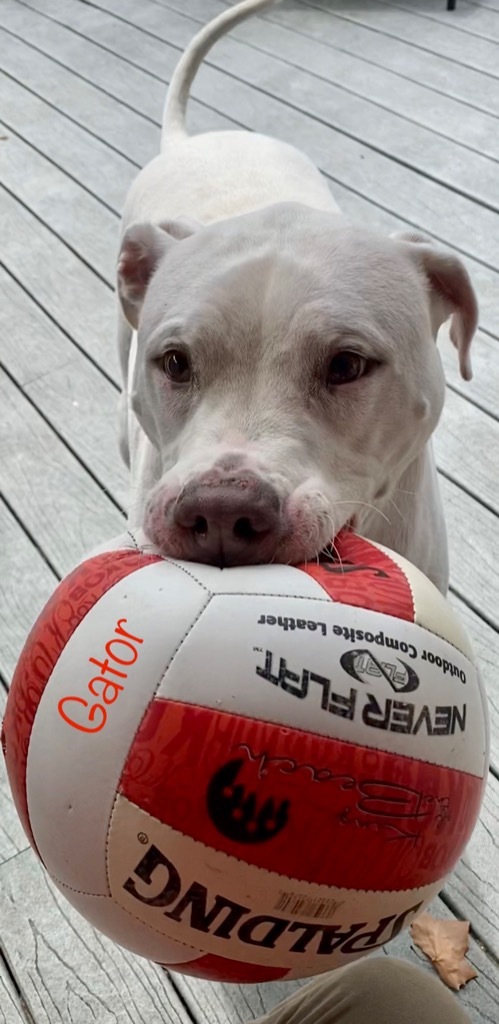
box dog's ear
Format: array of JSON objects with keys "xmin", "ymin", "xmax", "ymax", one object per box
[
  {"xmin": 117, "ymin": 218, "xmax": 200, "ymax": 329},
  {"xmin": 392, "ymin": 232, "xmax": 478, "ymax": 381}
]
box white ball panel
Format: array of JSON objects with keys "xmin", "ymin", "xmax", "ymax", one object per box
[
  {"xmin": 157, "ymin": 593, "xmax": 485, "ymax": 775},
  {"xmin": 166, "ymin": 559, "xmax": 333, "ymax": 599},
  {"xmin": 27, "ymin": 561, "xmax": 209, "ymax": 894},
  {"xmin": 108, "ymin": 796, "xmax": 439, "ymax": 972}
]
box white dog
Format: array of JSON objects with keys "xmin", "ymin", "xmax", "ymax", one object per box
[{"xmin": 116, "ymin": 0, "xmax": 478, "ymax": 594}]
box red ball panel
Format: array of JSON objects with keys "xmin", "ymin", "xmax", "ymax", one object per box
[
  {"xmin": 301, "ymin": 533, "xmax": 415, "ymax": 621},
  {"xmin": 160, "ymin": 952, "xmax": 288, "ymax": 982},
  {"xmin": 120, "ymin": 699, "xmax": 483, "ymax": 891},
  {"xmin": 1, "ymin": 549, "xmax": 161, "ymax": 853}
]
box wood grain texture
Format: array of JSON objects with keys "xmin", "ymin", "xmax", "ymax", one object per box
[
  {"xmin": 261, "ymin": 1, "xmax": 499, "ymax": 118},
  {"xmin": 1, "ymin": 0, "xmax": 239, "ymax": 138},
  {"xmin": 443, "ymin": 476, "xmax": 499, "ymax": 629},
  {"xmin": 0, "ymin": 121, "xmax": 117, "ymax": 281},
  {"xmin": 0, "ymin": 24, "xmax": 158, "ymax": 167},
  {"xmin": 0, "ymin": 959, "xmax": 29, "ymax": 1024},
  {"xmin": 0, "ymin": 850, "xmax": 190, "ymax": 1024},
  {"xmin": 0, "ymin": 685, "xmax": 30, "ymax": 865},
  {"xmin": 380, "ymin": 0, "xmax": 499, "ymax": 38},
  {"xmin": 0, "ymin": 69, "xmax": 136, "ymax": 211},
  {"xmin": 435, "ymin": 391, "xmax": 499, "ymax": 515},
  {"xmin": 450, "ymin": 592, "xmax": 499, "ymax": 776},
  {"xmin": 0, "ymin": 368, "xmax": 123, "ymax": 576},
  {"xmin": 0, "ymin": 499, "xmax": 57, "ymax": 685},
  {"xmin": 0, "ymin": 267, "xmax": 127, "ymax": 508},
  {"xmin": 0, "ymin": 186, "xmax": 119, "ymax": 380},
  {"xmin": 308, "ymin": 0, "xmax": 499, "ymax": 77},
  {"xmin": 446, "ymin": 771, "xmax": 499, "ymax": 958}
]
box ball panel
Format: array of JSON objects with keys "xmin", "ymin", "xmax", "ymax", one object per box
[
  {"xmin": 108, "ymin": 795, "xmax": 439, "ymax": 973},
  {"xmin": 156, "ymin": 594, "xmax": 485, "ymax": 775},
  {"xmin": 369, "ymin": 541, "xmax": 475, "ymax": 660},
  {"xmin": 1, "ymin": 548, "xmax": 161, "ymax": 854},
  {"xmin": 120, "ymin": 698, "xmax": 483, "ymax": 891},
  {"xmin": 299, "ymin": 533, "xmax": 415, "ymax": 621},
  {"xmin": 26, "ymin": 560, "xmax": 209, "ymax": 894},
  {"xmin": 166, "ymin": 559, "xmax": 337, "ymax": 600},
  {"xmin": 159, "ymin": 953, "xmax": 289, "ymax": 982},
  {"xmin": 80, "ymin": 529, "xmax": 154, "ymax": 562}
]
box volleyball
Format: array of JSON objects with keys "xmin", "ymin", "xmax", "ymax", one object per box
[{"xmin": 2, "ymin": 529, "xmax": 488, "ymax": 983}]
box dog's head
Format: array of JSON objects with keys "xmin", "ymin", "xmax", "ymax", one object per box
[{"xmin": 117, "ymin": 203, "xmax": 477, "ymax": 566}]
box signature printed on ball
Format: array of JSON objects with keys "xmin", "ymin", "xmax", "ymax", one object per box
[{"xmin": 58, "ymin": 618, "xmax": 144, "ymax": 733}]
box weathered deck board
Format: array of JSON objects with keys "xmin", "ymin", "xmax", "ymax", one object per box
[
  {"xmin": 446, "ymin": 771, "xmax": 499, "ymax": 957},
  {"xmin": 450, "ymin": 592, "xmax": 499, "ymax": 774},
  {"xmin": 0, "ymin": 850, "xmax": 191, "ymax": 1024},
  {"xmin": 0, "ymin": 368, "xmax": 123, "ymax": 574},
  {"xmin": 2, "ymin": 0, "xmax": 240, "ymax": 138},
  {"xmin": 0, "ymin": 268, "xmax": 127, "ymax": 508},
  {"xmin": 382, "ymin": 0, "xmax": 499, "ymax": 37},
  {"xmin": 0, "ymin": 187, "xmax": 118, "ymax": 378},
  {"xmin": 0, "ymin": 960, "xmax": 29, "ymax": 1024},
  {"xmin": 1, "ymin": 1, "xmax": 499, "ymax": 1021},
  {"xmin": 0, "ymin": 685, "xmax": 30, "ymax": 865},
  {"xmin": 0, "ymin": 500, "xmax": 58, "ymax": 686},
  {"xmin": 307, "ymin": 0, "xmax": 499, "ymax": 76},
  {"xmin": 262, "ymin": 2, "xmax": 499, "ymax": 117},
  {"xmin": 0, "ymin": 123, "xmax": 117, "ymax": 283},
  {"xmin": 1, "ymin": 69, "xmax": 137, "ymax": 209},
  {"xmin": 442, "ymin": 476, "xmax": 499, "ymax": 626}
]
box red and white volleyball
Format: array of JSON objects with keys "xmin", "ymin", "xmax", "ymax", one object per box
[{"xmin": 2, "ymin": 530, "xmax": 489, "ymax": 983}]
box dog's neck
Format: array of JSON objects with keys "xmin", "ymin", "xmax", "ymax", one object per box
[{"xmin": 359, "ymin": 444, "xmax": 449, "ymax": 594}]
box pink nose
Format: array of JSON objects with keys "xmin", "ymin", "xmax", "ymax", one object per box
[{"xmin": 172, "ymin": 472, "xmax": 282, "ymax": 566}]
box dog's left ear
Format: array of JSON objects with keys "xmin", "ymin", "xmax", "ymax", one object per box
[
  {"xmin": 392, "ymin": 231, "xmax": 478, "ymax": 381},
  {"xmin": 117, "ymin": 217, "xmax": 200, "ymax": 329}
]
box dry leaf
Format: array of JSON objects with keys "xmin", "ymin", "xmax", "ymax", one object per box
[{"xmin": 410, "ymin": 913, "xmax": 478, "ymax": 990}]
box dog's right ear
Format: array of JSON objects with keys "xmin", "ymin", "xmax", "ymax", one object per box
[{"xmin": 117, "ymin": 218, "xmax": 200, "ymax": 329}]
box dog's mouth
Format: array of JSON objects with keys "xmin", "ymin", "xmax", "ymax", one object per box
[
  {"xmin": 316, "ymin": 516, "xmax": 357, "ymax": 564},
  {"xmin": 144, "ymin": 480, "xmax": 359, "ymax": 568}
]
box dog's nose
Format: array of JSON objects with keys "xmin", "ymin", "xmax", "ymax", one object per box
[{"xmin": 172, "ymin": 472, "xmax": 282, "ymax": 565}]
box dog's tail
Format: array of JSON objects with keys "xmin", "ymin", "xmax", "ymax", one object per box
[{"xmin": 161, "ymin": 0, "xmax": 277, "ymax": 143}]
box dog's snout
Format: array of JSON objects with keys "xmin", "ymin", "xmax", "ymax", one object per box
[{"xmin": 172, "ymin": 472, "xmax": 282, "ymax": 565}]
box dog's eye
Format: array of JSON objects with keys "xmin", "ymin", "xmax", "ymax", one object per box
[
  {"xmin": 162, "ymin": 349, "xmax": 192, "ymax": 383},
  {"xmin": 327, "ymin": 351, "xmax": 367, "ymax": 387}
]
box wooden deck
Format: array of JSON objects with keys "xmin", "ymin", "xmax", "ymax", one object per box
[{"xmin": 1, "ymin": 0, "xmax": 499, "ymax": 1020}]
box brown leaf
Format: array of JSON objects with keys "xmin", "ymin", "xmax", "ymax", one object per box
[{"xmin": 410, "ymin": 913, "xmax": 478, "ymax": 990}]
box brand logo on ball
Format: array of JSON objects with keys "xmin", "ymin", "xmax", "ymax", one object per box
[
  {"xmin": 340, "ymin": 649, "xmax": 420, "ymax": 693},
  {"xmin": 123, "ymin": 842, "xmax": 424, "ymax": 956},
  {"xmin": 206, "ymin": 759, "xmax": 289, "ymax": 843}
]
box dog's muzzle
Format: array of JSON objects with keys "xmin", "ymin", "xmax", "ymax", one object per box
[{"xmin": 171, "ymin": 468, "xmax": 284, "ymax": 566}]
